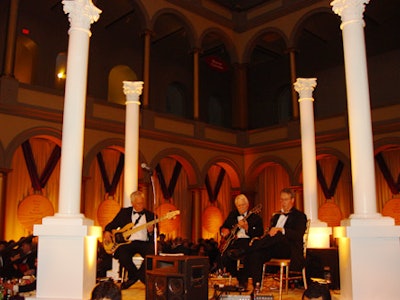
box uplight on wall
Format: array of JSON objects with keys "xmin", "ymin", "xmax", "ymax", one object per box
[
  {"xmin": 55, "ymin": 52, "xmax": 67, "ymax": 88},
  {"xmin": 308, "ymin": 226, "xmax": 332, "ymax": 248},
  {"xmin": 57, "ymin": 71, "xmax": 66, "ymax": 79}
]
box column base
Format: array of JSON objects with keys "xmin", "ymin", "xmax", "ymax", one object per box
[
  {"xmin": 308, "ymin": 220, "xmax": 332, "ymax": 248},
  {"xmin": 333, "ymin": 217, "xmax": 400, "ymax": 300},
  {"xmin": 30, "ymin": 215, "xmax": 102, "ymax": 300}
]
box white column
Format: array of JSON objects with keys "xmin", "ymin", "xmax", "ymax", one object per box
[
  {"xmin": 30, "ymin": 1, "xmax": 102, "ymax": 300},
  {"xmin": 57, "ymin": 0, "xmax": 101, "ymax": 216},
  {"xmin": 332, "ymin": 0, "xmax": 379, "ymax": 219},
  {"xmin": 331, "ymin": 0, "xmax": 400, "ymax": 299},
  {"xmin": 122, "ymin": 81, "xmax": 143, "ymax": 207},
  {"xmin": 295, "ymin": 78, "xmax": 330, "ymax": 248}
]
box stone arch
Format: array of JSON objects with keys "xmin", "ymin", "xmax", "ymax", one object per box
[
  {"xmin": 374, "ymin": 137, "xmax": 400, "ymax": 154},
  {"xmin": 246, "ymin": 156, "xmax": 293, "ymax": 221},
  {"xmin": 108, "ymin": 65, "xmax": 138, "ymax": 104},
  {"xmin": 373, "ymin": 137, "xmax": 400, "ymax": 214},
  {"xmin": 293, "ymin": 147, "xmax": 353, "ymax": 218},
  {"xmin": 4, "ymin": 127, "xmax": 62, "ymax": 169},
  {"xmin": 243, "ymin": 27, "xmax": 288, "ymax": 63},
  {"xmin": 83, "ymin": 138, "xmax": 125, "ymax": 177},
  {"xmin": 201, "ymin": 156, "xmax": 242, "ymax": 190},
  {"xmin": 246, "ymin": 156, "xmax": 293, "ymax": 191},
  {"xmin": 129, "ymin": 0, "xmax": 150, "ymax": 29},
  {"xmin": 292, "ymin": 147, "xmax": 350, "ymax": 185},
  {"xmin": 150, "ymin": 8, "xmax": 197, "ymax": 48},
  {"xmin": 199, "ymin": 27, "xmax": 238, "ymax": 63},
  {"xmin": 245, "ymin": 28, "xmax": 292, "ymax": 128},
  {"xmin": 289, "ymin": 7, "xmax": 336, "ymax": 47},
  {"xmin": 166, "ymin": 81, "xmax": 187, "ymax": 117},
  {"xmin": 150, "ymin": 148, "xmax": 201, "ymax": 187}
]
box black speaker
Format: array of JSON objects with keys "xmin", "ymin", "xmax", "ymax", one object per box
[
  {"xmin": 306, "ymin": 248, "xmax": 340, "ymax": 290},
  {"xmin": 146, "ymin": 255, "xmax": 209, "ymax": 300}
]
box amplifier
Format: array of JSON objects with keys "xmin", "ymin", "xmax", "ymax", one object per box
[
  {"xmin": 219, "ymin": 295, "xmax": 251, "ymax": 300},
  {"xmin": 145, "ymin": 255, "xmax": 209, "ymax": 300},
  {"xmin": 254, "ymin": 294, "xmax": 274, "ymax": 300}
]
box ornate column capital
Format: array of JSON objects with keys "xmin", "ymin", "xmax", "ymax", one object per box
[
  {"xmin": 123, "ymin": 81, "xmax": 144, "ymax": 105},
  {"xmin": 294, "ymin": 78, "xmax": 317, "ymax": 101},
  {"xmin": 331, "ymin": 0, "xmax": 369, "ymax": 29},
  {"xmin": 63, "ymin": 0, "xmax": 101, "ymax": 34}
]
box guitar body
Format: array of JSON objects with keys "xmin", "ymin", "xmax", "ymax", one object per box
[
  {"xmin": 103, "ymin": 210, "xmax": 180, "ymax": 254},
  {"xmin": 103, "ymin": 223, "xmax": 133, "ymax": 254},
  {"xmin": 219, "ymin": 204, "xmax": 262, "ymax": 255},
  {"xmin": 219, "ymin": 231, "xmax": 237, "ymax": 254}
]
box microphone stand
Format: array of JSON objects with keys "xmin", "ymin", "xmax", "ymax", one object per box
[{"xmin": 148, "ymin": 169, "xmax": 158, "ymax": 255}]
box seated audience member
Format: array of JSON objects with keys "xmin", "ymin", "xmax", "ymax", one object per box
[
  {"xmin": 219, "ymin": 193, "xmax": 264, "ymax": 288},
  {"xmin": 2, "ymin": 236, "xmax": 37, "ymax": 280},
  {"xmin": 302, "ymin": 282, "xmax": 331, "ymax": 300},
  {"xmin": 91, "ymin": 280, "xmax": 121, "ymax": 300},
  {"xmin": 15, "ymin": 237, "xmax": 37, "ymax": 277},
  {"xmin": 0, "ymin": 240, "xmax": 7, "ymax": 275},
  {"xmin": 1, "ymin": 257, "xmax": 37, "ymax": 295},
  {"xmin": 248, "ymin": 188, "xmax": 307, "ymax": 285}
]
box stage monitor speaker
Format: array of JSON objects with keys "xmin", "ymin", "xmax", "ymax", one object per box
[
  {"xmin": 146, "ymin": 255, "xmax": 209, "ymax": 300},
  {"xmin": 219, "ymin": 296, "xmax": 251, "ymax": 300},
  {"xmin": 306, "ymin": 247, "xmax": 340, "ymax": 290}
]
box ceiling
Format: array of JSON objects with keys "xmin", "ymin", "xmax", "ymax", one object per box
[{"xmin": 212, "ymin": 0, "xmax": 271, "ymax": 12}]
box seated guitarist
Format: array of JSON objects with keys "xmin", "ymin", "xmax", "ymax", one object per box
[
  {"xmin": 219, "ymin": 194, "xmax": 263, "ymax": 289},
  {"xmin": 103, "ymin": 190, "xmax": 155, "ymax": 290}
]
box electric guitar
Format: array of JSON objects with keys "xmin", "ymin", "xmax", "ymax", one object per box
[
  {"xmin": 103, "ymin": 210, "xmax": 180, "ymax": 254},
  {"xmin": 219, "ymin": 204, "xmax": 262, "ymax": 255}
]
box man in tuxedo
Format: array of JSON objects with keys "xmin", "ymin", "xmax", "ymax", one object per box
[
  {"xmin": 219, "ymin": 194, "xmax": 264, "ymax": 288},
  {"xmin": 249, "ymin": 187, "xmax": 307, "ymax": 285},
  {"xmin": 103, "ymin": 190, "xmax": 155, "ymax": 290}
]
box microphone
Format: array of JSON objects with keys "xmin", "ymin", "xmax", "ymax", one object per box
[{"xmin": 141, "ymin": 163, "xmax": 152, "ymax": 172}]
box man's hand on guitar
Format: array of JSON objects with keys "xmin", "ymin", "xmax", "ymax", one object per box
[
  {"xmin": 221, "ymin": 228, "xmax": 230, "ymax": 238},
  {"xmin": 268, "ymin": 227, "xmax": 283, "ymax": 237},
  {"xmin": 147, "ymin": 224, "xmax": 155, "ymax": 233},
  {"xmin": 238, "ymin": 219, "xmax": 248, "ymax": 231},
  {"xmin": 103, "ymin": 231, "xmax": 112, "ymax": 243}
]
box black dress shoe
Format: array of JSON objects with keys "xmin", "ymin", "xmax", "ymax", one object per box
[{"xmin": 120, "ymin": 278, "xmax": 137, "ymax": 290}]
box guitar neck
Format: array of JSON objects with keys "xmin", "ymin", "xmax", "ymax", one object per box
[{"xmin": 123, "ymin": 215, "xmax": 167, "ymax": 238}]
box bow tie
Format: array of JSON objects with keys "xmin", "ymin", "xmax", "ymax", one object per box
[{"xmin": 133, "ymin": 211, "xmax": 142, "ymax": 215}]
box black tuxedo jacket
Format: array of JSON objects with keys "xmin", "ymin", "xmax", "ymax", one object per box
[
  {"xmin": 270, "ymin": 207, "xmax": 307, "ymax": 270},
  {"xmin": 105, "ymin": 207, "xmax": 156, "ymax": 241},
  {"xmin": 221, "ymin": 209, "xmax": 264, "ymax": 239}
]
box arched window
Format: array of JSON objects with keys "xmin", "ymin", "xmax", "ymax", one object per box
[
  {"xmin": 55, "ymin": 52, "xmax": 67, "ymax": 89},
  {"xmin": 166, "ymin": 82, "xmax": 186, "ymax": 117},
  {"xmin": 108, "ymin": 65, "xmax": 137, "ymax": 105},
  {"xmin": 276, "ymin": 85, "xmax": 291, "ymax": 124},
  {"xmin": 208, "ymin": 95, "xmax": 223, "ymax": 126},
  {"xmin": 14, "ymin": 36, "xmax": 37, "ymax": 84}
]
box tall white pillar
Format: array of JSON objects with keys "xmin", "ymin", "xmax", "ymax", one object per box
[
  {"xmin": 123, "ymin": 81, "xmax": 143, "ymax": 207},
  {"xmin": 295, "ymin": 78, "xmax": 331, "ymax": 248},
  {"xmin": 331, "ymin": 0, "xmax": 400, "ymax": 299},
  {"xmin": 30, "ymin": 1, "xmax": 102, "ymax": 300}
]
